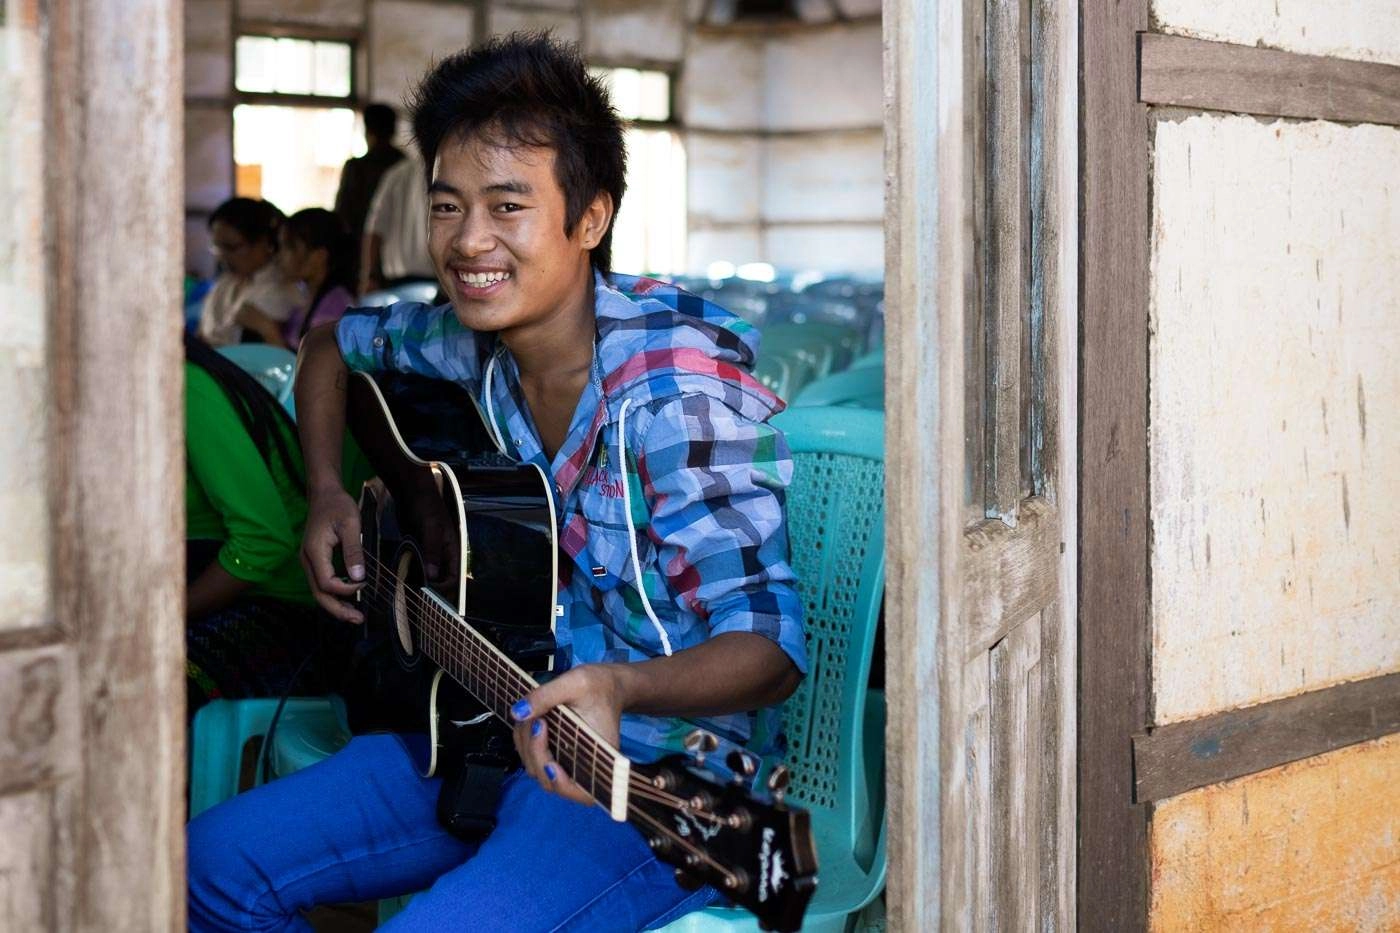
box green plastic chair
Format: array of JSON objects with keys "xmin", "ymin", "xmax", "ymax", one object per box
[
  {"xmin": 659, "ymin": 405, "xmax": 887, "ymax": 933},
  {"xmin": 217, "ymin": 344, "xmax": 297, "ymax": 416},
  {"xmin": 792, "ymin": 366, "xmax": 884, "ymax": 411},
  {"xmin": 778, "ymin": 322, "xmax": 865, "ymax": 373},
  {"xmin": 761, "ymin": 328, "xmax": 838, "ymax": 381},
  {"xmin": 848, "ymin": 348, "xmax": 884, "ymax": 371},
  {"xmin": 753, "ymin": 354, "xmax": 793, "ymax": 400},
  {"xmin": 188, "ymin": 696, "xmax": 339, "ymax": 818}
]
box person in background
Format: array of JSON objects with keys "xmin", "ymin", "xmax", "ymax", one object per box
[
  {"xmin": 333, "ymin": 102, "xmax": 404, "ymax": 245},
  {"xmin": 359, "ymin": 148, "xmax": 435, "ymax": 294},
  {"xmin": 184, "ymin": 333, "xmax": 350, "ymax": 716},
  {"xmin": 198, "ymin": 198, "xmax": 302, "ymax": 347},
  {"xmin": 245, "ymin": 208, "xmax": 357, "ymax": 353}
]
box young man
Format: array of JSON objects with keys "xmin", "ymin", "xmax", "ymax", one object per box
[
  {"xmin": 334, "ymin": 102, "xmax": 405, "ymax": 244},
  {"xmin": 188, "ymin": 34, "xmax": 807, "ymax": 931}
]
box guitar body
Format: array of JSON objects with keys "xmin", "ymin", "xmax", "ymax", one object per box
[{"xmin": 342, "ymin": 371, "xmax": 558, "ymax": 773}]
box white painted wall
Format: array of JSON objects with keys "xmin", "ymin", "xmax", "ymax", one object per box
[
  {"xmin": 1152, "ymin": 0, "xmax": 1400, "ymax": 66},
  {"xmin": 1149, "ymin": 114, "xmax": 1400, "ymax": 723},
  {"xmin": 182, "ymin": 1, "xmax": 883, "ymax": 277}
]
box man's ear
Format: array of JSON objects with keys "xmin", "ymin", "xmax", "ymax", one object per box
[{"xmin": 577, "ymin": 191, "xmax": 614, "ymax": 251}]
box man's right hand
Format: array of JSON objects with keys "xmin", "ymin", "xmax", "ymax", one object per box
[{"xmin": 301, "ymin": 485, "xmax": 367, "ymax": 623}]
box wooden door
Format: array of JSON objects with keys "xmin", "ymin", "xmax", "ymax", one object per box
[
  {"xmin": 884, "ymin": 0, "xmax": 1077, "ymax": 927},
  {"xmin": 0, "ymin": 1, "xmax": 184, "ymax": 928}
]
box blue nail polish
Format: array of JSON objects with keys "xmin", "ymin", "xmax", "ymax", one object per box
[
  {"xmin": 511, "ymin": 699, "xmax": 531, "ymax": 721},
  {"xmin": 531, "ymin": 720, "xmax": 542, "ymax": 737},
  {"xmin": 545, "ymin": 764, "xmax": 557, "ymax": 782}
]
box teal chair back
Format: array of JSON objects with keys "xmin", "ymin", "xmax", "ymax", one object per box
[
  {"xmin": 661, "ymin": 406, "xmax": 887, "ymax": 932},
  {"xmin": 217, "ymin": 344, "xmax": 297, "ymax": 415},
  {"xmin": 792, "ymin": 365, "xmax": 884, "ymax": 410},
  {"xmin": 761, "ymin": 327, "xmax": 838, "ymax": 381}
]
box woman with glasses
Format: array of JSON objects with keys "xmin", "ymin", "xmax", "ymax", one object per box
[{"xmin": 197, "ymin": 198, "xmax": 302, "ymax": 347}]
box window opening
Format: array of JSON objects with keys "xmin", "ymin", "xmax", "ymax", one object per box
[
  {"xmin": 231, "ymin": 34, "xmax": 361, "ymax": 215},
  {"xmin": 590, "ymin": 67, "xmax": 686, "ymax": 276}
]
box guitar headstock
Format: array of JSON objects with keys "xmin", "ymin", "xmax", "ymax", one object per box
[{"xmin": 628, "ymin": 752, "xmax": 818, "ymax": 932}]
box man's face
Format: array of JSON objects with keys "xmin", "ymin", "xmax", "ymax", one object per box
[{"xmin": 428, "ymin": 133, "xmax": 600, "ymax": 336}]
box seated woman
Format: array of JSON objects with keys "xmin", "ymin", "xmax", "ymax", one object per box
[
  {"xmin": 274, "ymin": 208, "xmax": 357, "ymax": 353},
  {"xmin": 184, "ymin": 333, "xmax": 350, "ymax": 716},
  {"xmin": 197, "ymin": 198, "xmax": 302, "ymax": 347}
]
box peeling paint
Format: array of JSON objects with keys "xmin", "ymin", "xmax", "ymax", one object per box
[
  {"xmin": 1150, "ymin": 115, "xmax": 1400, "ymax": 723},
  {"xmin": 1151, "ymin": 0, "xmax": 1400, "ymax": 67},
  {"xmin": 1151, "ymin": 734, "xmax": 1400, "ymax": 931}
]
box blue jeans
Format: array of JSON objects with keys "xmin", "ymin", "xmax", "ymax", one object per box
[{"xmin": 188, "ymin": 734, "xmax": 719, "ymax": 931}]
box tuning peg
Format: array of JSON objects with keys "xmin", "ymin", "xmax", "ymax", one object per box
[
  {"xmin": 673, "ymin": 867, "xmax": 705, "ymax": 891},
  {"xmin": 726, "ymin": 749, "xmax": 759, "ymax": 784},
  {"xmin": 766, "ymin": 764, "xmax": 791, "ymax": 803},
  {"xmin": 684, "ymin": 729, "xmax": 719, "ymax": 766}
]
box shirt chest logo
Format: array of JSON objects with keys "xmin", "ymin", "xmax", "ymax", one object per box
[{"xmin": 579, "ymin": 466, "xmax": 624, "ymax": 499}]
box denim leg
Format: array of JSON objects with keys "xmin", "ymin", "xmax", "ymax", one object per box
[
  {"xmin": 382, "ymin": 772, "xmax": 719, "ymax": 932},
  {"xmin": 188, "ymin": 734, "xmax": 473, "ymax": 933}
]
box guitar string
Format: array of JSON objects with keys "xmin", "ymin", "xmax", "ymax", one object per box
[
  {"xmin": 358, "ymin": 550, "xmax": 615, "ymax": 799},
  {"xmin": 354, "ymin": 567, "xmax": 733, "ymax": 816},
  {"xmin": 356, "ymin": 551, "xmax": 731, "ymax": 814}
]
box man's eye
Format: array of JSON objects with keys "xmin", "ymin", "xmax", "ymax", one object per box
[
  {"xmin": 430, "ymin": 202, "xmax": 458, "ymax": 215},
  {"xmin": 497, "ymin": 202, "xmax": 523, "ymax": 213}
]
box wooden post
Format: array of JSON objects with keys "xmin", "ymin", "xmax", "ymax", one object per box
[{"xmin": 46, "ymin": 0, "xmax": 186, "ymax": 927}]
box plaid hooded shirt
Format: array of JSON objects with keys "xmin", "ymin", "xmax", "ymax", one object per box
[{"xmin": 337, "ymin": 272, "xmax": 808, "ymax": 774}]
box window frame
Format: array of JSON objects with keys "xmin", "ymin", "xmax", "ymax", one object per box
[{"xmin": 230, "ymin": 25, "xmax": 359, "ymax": 107}]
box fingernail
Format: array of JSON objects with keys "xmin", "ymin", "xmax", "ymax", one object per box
[
  {"xmin": 511, "ymin": 700, "xmax": 531, "ymax": 721},
  {"xmin": 349, "ymin": 564, "xmax": 365, "ymax": 581},
  {"xmin": 545, "ymin": 764, "xmax": 557, "ymax": 782},
  {"xmin": 530, "ymin": 720, "xmax": 542, "ymax": 737}
]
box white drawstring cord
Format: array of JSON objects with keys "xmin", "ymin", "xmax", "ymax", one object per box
[
  {"xmin": 481, "ymin": 354, "xmax": 508, "ymax": 454},
  {"xmin": 617, "ymin": 398, "xmax": 673, "ymax": 656}
]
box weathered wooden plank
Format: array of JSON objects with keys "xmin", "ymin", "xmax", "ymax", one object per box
[
  {"xmin": 984, "ymin": 0, "xmax": 1028, "ymax": 521},
  {"xmin": 1134, "ymin": 671, "xmax": 1400, "ymax": 802},
  {"xmin": 1139, "ymin": 33, "xmax": 1400, "ymax": 127},
  {"xmin": 962, "ymin": 496, "xmax": 1058, "ymax": 657},
  {"xmin": 964, "ymin": 0, "xmax": 989, "ymax": 528},
  {"xmin": 883, "ymin": 0, "xmax": 968, "ymax": 926},
  {"xmin": 44, "ymin": 0, "xmax": 187, "ymax": 927},
  {"xmin": 0, "ymin": 790, "xmax": 56, "ymax": 930},
  {"xmin": 990, "ymin": 615, "xmax": 1042, "ymax": 931},
  {"xmin": 0, "ymin": 646, "xmax": 80, "ymax": 797},
  {"xmin": 963, "ymin": 653, "xmax": 992, "ymax": 932},
  {"xmin": 1079, "ymin": 0, "xmax": 1152, "ymax": 925}
]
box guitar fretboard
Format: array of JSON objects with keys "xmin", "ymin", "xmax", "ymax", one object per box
[{"xmin": 365, "ymin": 561, "xmax": 628, "ymax": 815}]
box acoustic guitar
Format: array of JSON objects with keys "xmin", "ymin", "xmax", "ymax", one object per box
[{"xmin": 344, "ymin": 370, "xmax": 818, "ymax": 932}]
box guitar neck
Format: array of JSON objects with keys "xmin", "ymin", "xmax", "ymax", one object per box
[{"xmin": 405, "ymin": 583, "xmax": 632, "ymax": 820}]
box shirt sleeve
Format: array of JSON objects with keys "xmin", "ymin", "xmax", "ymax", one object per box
[
  {"xmin": 185, "ymin": 368, "xmax": 301, "ymax": 585},
  {"xmin": 335, "ymin": 300, "xmax": 483, "ymax": 386},
  {"xmin": 633, "ymin": 393, "xmax": 808, "ymax": 674}
]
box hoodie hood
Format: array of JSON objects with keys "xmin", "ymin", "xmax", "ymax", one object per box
[{"xmin": 594, "ymin": 272, "xmax": 784, "ymax": 425}]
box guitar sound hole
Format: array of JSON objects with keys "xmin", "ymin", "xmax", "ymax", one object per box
[{"xmin": 392, "ymin": 549, "xmax": 419, "ymax": 658}]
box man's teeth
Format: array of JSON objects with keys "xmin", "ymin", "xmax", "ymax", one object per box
[{"xmin": 459, "ymin": 271, "xmax": 511, "ymax": 287}]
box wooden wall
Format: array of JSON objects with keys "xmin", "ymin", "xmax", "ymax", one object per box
[{"xmin": 1083, "ymin": 0, "xmax": 1400, "ymax": 924}]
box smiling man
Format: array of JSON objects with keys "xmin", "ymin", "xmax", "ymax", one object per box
[{"xmin": 187, "ymin": 33, "xmax": 807, "ymax": 932}]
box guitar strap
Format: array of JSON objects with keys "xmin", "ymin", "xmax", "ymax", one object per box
[{"xmin": 434, "ymin": 719, "xmax": 518, "ymax": 841}]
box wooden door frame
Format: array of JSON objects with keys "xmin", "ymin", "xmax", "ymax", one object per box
[
  {"xmin": 883, "ymin": 0, "xmax": 1079, "ymax": 926},
  {"xmin": 39, "ymin": 0, "xmax": 185, "ymax": 926}
]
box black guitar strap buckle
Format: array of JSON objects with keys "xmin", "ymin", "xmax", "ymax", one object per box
[{"xmin": 436, "ymin": 751, "xmax": 515, "ymax": 841}]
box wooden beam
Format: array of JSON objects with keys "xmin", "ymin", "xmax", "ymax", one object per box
[
  {"xmin": 883, "ymin": 0, "xmax": 972, "ymax": 925},
  {"xmin": 1139, "ymin": 33, "xmax": 1400, "ymax": 127},
  {"xmin": 962, "ymin": 497, "xmax": 1059, "ymax": 658},
  {"xmin": 1079, "ymin": 0, "xmax": 1152, "ymax": 927},
  {"xmin": 46, "ymin": 0, "xmax": 187, "ymax": 926},
  {"xmin": 1133, "ymin": 672, "xmax": 1400, "ymax": 802}
]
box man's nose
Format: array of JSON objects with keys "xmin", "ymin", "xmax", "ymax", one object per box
[{"xmin": 454, "ymin": 211, "xmax": 496, "ymax": 256}]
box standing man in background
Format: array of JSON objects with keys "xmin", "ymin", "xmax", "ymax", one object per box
[
  {"xmin": 334, "ymin": 103, "xmax": 404, "ymax": 247},
  {"xmin": 359, "ymin": 149, "xmax": 436, "ymax": 294}
]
